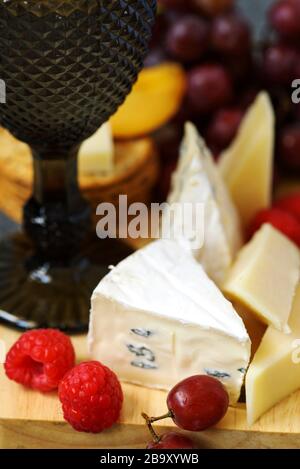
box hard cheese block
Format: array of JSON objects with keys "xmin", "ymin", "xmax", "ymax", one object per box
[
  {"xmin": 246, "ymin": 284, "xmax": 300, "ymax": 425},
  {"xmin": 79, "ymin": 122, "xmax": 114, "ymax": 175},
  {"xmin": 223, "ymin": 224, "xmax": 300, "ymax": 333},
  {"xmin": 219, "ymin": 92, "xmax": 274, "ymax": 228},
  {"xmin": 164, "ymin": 122, "xmax": 242, "ymax": 286},
  {"xmin": 88, "ymin": 239, "xmax": 251, "ymax": 404}
]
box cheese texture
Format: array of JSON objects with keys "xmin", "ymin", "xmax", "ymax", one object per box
[
  {"xmin": 246, "ymin": 284, "xmax": 300, "ymax": 425},
  {"xmin": 164, "ymin": 122, "xmax": 242, "ymax": 286},
  {"xmin": 79, "ymin": 122, "xmax": 114, "ymax": 175},
  {"xmin": 223, "ymin": 224, "xmax": 300, "ymax": 333},
  {"xmin": 88, "ymin": 239, "xmax": 251, "ymax": 404},
  {"xmin": 219, "ymin": 92, "xmax": 274, "ymax": 228}
]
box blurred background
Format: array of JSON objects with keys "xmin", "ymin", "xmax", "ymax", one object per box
[
  {"xmin": 137, "ymin": 0, "xmax": 299, "ymax": 202},
  {"xmin": 0, "ymin": 0, "xmax": 299, "ymax": 234}
]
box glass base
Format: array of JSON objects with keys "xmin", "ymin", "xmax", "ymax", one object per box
[{"xmin": 0, "ymin": 233, "xmax": 133, "ymax": 333}]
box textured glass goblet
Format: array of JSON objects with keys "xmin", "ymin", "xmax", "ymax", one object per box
[{"xmin": 0, "ymin": 0, "xmax": 156, "ymax": 332}]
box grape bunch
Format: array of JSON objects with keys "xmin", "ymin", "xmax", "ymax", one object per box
[
  {"xmin": 266, "ymin": 0, "xmax": 300, "ymax": 173},
  {"xmin": 149, "ymin": 0, "xmax": 300, "ymax": 199},
  {"xmin": 143, "ymin": 375, "xmax": 229, "ymax": 449}
]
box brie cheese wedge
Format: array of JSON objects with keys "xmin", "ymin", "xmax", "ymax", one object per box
[
  {"xmin": 163, "ymin": 122, "xmax": 243, "ymax": 286},
  {"xmin": 88, "ymin": 239, "xmax": 251, "ymax": 404}
]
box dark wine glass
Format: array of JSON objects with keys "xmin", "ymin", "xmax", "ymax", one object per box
[{"xmin": 0, "ymin": 0, "xmax": 156, "ymax": 332}]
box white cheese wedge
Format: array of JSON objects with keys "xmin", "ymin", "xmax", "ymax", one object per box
[
  {"xmin": 79, "ymin": 122, "xmax": 114, "ymax": 175},
  {"xmin": 223, "ymin": 224, "xmax": 300, "ymax": 333},
  {"xmin": 88, "ymin": 239, "xmax": 251, "ymax": 404},
  {"xmin": 246, "ymin": 284, "xmax": 300, "ymax": 425},
  {"xmin": 163, "ymin": 122, "xmax": 242, "ymax": 286},
  {"xmin": 219, "ymin": 92, "xmax": 274, "ymax": 228}
]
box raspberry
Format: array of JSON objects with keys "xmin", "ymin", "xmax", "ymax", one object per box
[
  {"xmin": 274, "ymin": 193, "xmax": 300, "ymax": 222},
  {"xmin": 58, "ymin": 361, "xmax": 123, "ymax": 433},
  {"xmin": 5, "ymin": 329, "xmax": 75, "ymax": 392},
  {"xmin": 248, "ymin": 208, "xmax": 300, "ymax": 248}
]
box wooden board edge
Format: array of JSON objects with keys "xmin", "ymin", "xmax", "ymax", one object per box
[{"xmin": 1, "ymin": 418, "xmax": 300, "ymax": 449}]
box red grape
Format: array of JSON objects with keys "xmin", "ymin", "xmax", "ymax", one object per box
[
  {"xmin": 269, "ymin": 0, "xmax": 300, "ymax": 40},
  {"xmin": 278, "ymin": 123, "xmax": 300, "ymax": 171},
  {"xmin": 211, "ymin": 13, "xmax": 251, "ymax": 56},
  {"xmin": 275, "ymin": 193, "xmax": 300, "ymax": 222},
  {"xmin": 166, "ymin": 15, "xmax": 209, "ymax": 63},
  {"xmin": 147, "ymin": 432, "xmax": 196, "ymax": 449},
  {"xmin": 207, "ymin": 108, "xmax": 243, "ymax": 149},
  {"xmin": 262, "ymin": 44, "xmax": 297, "ymax": 85},
  {"xmin": 167, "ymin": 375, "xmax": 229, "ymax": 432},
  {"xmin": 187, "ymin": 64, "xmax": 233, "ymax": 114}
]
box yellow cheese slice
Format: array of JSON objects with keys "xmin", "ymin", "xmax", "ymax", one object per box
[
  {"xmin": 246, "ymin": 284, "xmax": 300, "ymax": 425},
  {"xmin": 79, "ymin": 122, "xmax": 114, "ymax": 175},
  {"xmin": 218, "ymin": 92, "xmax": 275, "ymax": 228},
  {"xmin": 223, "ymin": 224, "xmax": 300, "ymax": 333}
]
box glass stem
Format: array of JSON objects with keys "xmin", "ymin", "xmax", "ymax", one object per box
[{"xmin": 23, "ymin": 145, "xmax": 92, "ymax": 263}]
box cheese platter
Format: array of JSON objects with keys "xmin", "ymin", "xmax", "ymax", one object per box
[
  {"xmin": 1, "ymin": 325, "xmax": 300, "ymax": 449},
  {"xmin": 1, "ymin": 97, "xmax": 300, "ymax": 448},
  {"xmin": 1, "ymin": 0, "xmax": 300, "ymax": 452}
]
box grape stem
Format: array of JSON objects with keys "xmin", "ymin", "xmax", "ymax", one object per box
[{"xmin": 142, "ymin": 411, "xmax": 174, "ymax": 443}]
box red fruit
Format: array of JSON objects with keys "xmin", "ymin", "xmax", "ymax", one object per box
[
  {"xmin": 207, "ymin": 108, "xmax": 243, "ymax": 150},
  {"xmin": 262, "ymin": 44, "xmax": 297, "ymax": 85},
  {"xmin": 269, "ymin": 0, "xmax": 300, "ymax": 39},
  {"xmin": 248, "ymin": 208, "xmax": 300, "ymax": 248},
  {"xmin": 58, "ymin": 361, "xmax": 123, "ymax": 433},
  {"xmin": 4, "ymin": 329, "xmax": 75, "ymax": 392},
  {"xmin": 167, "ymin": 375, "xmax": 229, "ymax": 432},
  {"xmin": 274, "ymin": 194, "xmax": 300, "ymax": 222},
  {"xmin": 166, "ymin": 15, "xmax": 209, "ymax": 63},
  {"xmin": 211, "ymin": 13, "xmax": 251, "ymax": 56},
  {"xmin": 187, "ymin": 64, "xmax": 233, "ymax": 114},
  {"xmin": 147, "ymin": 432, "xmax": 196, "ymax": 450},
  {"xmin": 278, "ymin": 124, "xmax": 300, "ymax": 171}
]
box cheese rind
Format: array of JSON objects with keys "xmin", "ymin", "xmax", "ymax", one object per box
[
  {"xmin": 223, "ymin": 224, "xmax": 300, "ymax": 333},
  {"xmin": 88, "ymin": 239, "xmax": 250, "ymax": 403},
  {"xmin": 164, "ymin": 122, "xmax": 242, "ymax": 286},
  {"xmin": 219, "ymin": 92, "xmax": 274, "ymax": 228},
  {"xmin": 246, "ymin": 285, "xmax": 300, "ymax": 425}
]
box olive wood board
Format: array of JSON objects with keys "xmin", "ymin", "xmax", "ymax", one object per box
[{"xmin": 1, "ymin": 326, "xmax": 300, "ymax": 449}]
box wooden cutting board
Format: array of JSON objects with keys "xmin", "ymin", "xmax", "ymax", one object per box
[{"xmin": 1, "ymin": 325, "xmax": 300, "ymax": 449}]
